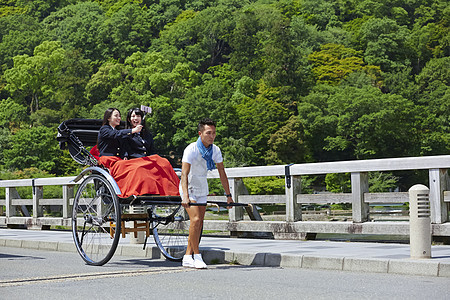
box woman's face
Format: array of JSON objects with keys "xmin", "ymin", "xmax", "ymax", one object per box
[
  {"xmin": 108, "ymin": 110, "xmax": 121, "ymax": 127},
  {"xmin": 129, "ymin": 112, "xmax": 142, "ymax": 128}
]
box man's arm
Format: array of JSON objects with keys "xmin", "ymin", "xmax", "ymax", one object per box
[
  {"xmin": 216, "ymin": 162, "xmax": 233, "ymax": 205},
  {"xmin": 180, "ymin": 161, "xmax": 191, "ymax": 207}
]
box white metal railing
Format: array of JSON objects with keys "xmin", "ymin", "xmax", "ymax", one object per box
[{"xmin": 0, "ymin": 155, "xmax": 449, "ymax": 235}]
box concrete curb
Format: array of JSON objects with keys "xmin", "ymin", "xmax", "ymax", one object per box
[
  {"xmin": 1, "ymin": 238, "xmax": 450, "ymax": 277},
  {"xmin": 343, "ymin": 257, "xmax": 388, "ymax": 273}
]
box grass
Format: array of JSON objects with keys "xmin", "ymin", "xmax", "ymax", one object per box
[
  {"xmin": 209, "ymin": 258, "xmax": 221, "ymax": 265},
  {"xmin": 229, "ymin": 259, "xmax": 240, "ymax": 265}
]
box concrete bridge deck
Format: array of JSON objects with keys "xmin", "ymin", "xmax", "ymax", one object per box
[{"xmin": 1, "ymin": 228, "xmax": 450, "ymax": 277}]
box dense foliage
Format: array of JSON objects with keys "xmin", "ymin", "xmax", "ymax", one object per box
[{"xmin": 0, "ymin": 0, "xmax": 449, "ymax": 191}]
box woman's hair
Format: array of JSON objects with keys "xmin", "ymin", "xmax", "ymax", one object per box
[
  {"xmin": 102, "ymin": 108, "xmax": 120, "ymax": 126},
  {"xmin": 126, "ymin": 107, "xmax": 147, "ymax": 133}
]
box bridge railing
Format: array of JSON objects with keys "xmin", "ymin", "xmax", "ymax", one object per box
[
  {"xmin": 208, "ymin": 155, "xmax": 450, "ymax": 222},
  {"xmin": 1, "ymin": 155, "xmax": 449, "ymax": 237},
  {"xmin": 0, "ymin": 177, "xmax": 77, "ymax": 228}
]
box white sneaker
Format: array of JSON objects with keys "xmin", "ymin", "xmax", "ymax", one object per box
[
  {"xmin": 182, "ymin": 255, "xmax": 194, "ymax": 268},
  {"xmin": 193, "ymin": 254, "xmax": 207, "ymax": 269}
]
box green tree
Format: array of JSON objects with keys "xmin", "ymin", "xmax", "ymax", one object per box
[
  {"xmin": 3, "ymin": 40, "xmax": 91, "ymax": 121},
  {"xmin": 0, "ymin": 127, "xmax": 11, "ymax": 166},
  {"xmin": 85, "ymin": 50, "xmax": 201, "ymax": 153},
  {"xmin": 96, "ymin": 0, "xmax": 147, "ymax": 15},
  {"xmin": 308, "ymin": 43, "xmax": 381, "ymax": 85},
  {"xmin": 3, "ymin": 126, "xmax": 60, "ymax": 173},
  {"xmin": 230, "ymin": 2, "xmax": 293, "ymax": 85},
  {"xmin": 99, "ymin": 3, "xmax": 158, "ymax": 61},
  {"xmin": 172, "ymin": 74, "xmax": 235, "ymax": 153},
  {"xmin": 409, "ymin": 22, "xmax": 440, "ymax": 72},
  {"xmin": 158, "ymin": 4, "xmax": 236, "ymax": 72},
  {"xmin": 3, "ymin": 41, "xmax": 66, "ymax": 113},
  {"xmin": 220, "ymin": 136, "xmax": 255, "ymax": 167},
  {"xmin": 84, "ymin": 61, "xmax": 128, "ymax": 106},
  {"xmin": 325, "ymin": 171, "xmax": 399, "ymax": 193},
  {"xmin": 0, "ymin": 0, "xmax": 26, "ymax": 17},
  {"xmin": 4, "ymin": 41, "xmax": 90, "ymax": 122},
  {"xmin": 111, "ymin": 51, "xmax": 193, "ymax": 103},
  {"xmin": 415, "ymin": 57, "xmax": 450, "ymax": 155},
  {"xmin": 0, "ymin": 14, "xmax": 44, "ymax": 69},
  {"xmin": 416, "ymin": 57, "xmax": 450, "ymax": 91},
  {"xmin": 299, "ymin": 0, "xmax": 341, "ymax": 29},
  {"xmin": 15, "ymin": 0, "xmax": 76, "ymax": 20},
  {"xmin": 359, "ymin": 17, "xmax": 413, "ymax": 72},
  {"xmin": 55, "ymin": 48, "xmax": 92, "ymax": 119},
  {"xmin": 298, "ymin": 85, "xmax": 419, "ymax": 162},
  {"xmin": 235, "ymin": 82, "xmax": 290, "ymax": 164},
  {"xmin": 381, "ymin": 66, "xmax": 418, "ymax": 99},
  {"xmin": 243, "ymin": 176, "xmax": 285, "ymax": 195},
  {"xmin": 0, "ymin": 97, "xmax": 28, "ymax": 130},
  {"xmin": 325, "ymin": 173, "xmax": 351, "ymax": 193},
  {"xmin": 144, "ymin": 95, "xmax": 181, "ymax": 155},
  {"xmin": 42, "ymin": 2, "xmax": 106, "ymax": 61},
  {"xmin": 353, "ymin": 0, "xmax": 395, "ymax": 19},
  {"xmin": 231, "ymin": 2, "xmax": 313, "ymax": 106},
  {"xmin": 266, "ymin": 115, "xmax": 310, "ymax": 165}
]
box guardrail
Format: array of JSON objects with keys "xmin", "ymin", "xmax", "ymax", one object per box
[{"xmin": 1, "ymin": 155, "xmax": 449, "ymax": 238}]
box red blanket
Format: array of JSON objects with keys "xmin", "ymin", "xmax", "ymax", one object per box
[{"xmin": 97, "ymin": 154, "xmax": 180, "ymax": 198}]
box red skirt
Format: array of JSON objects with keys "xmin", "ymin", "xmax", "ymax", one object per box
[{"xmin": 97, "ymin": 155, "xmax": 180, "ymax": 198}]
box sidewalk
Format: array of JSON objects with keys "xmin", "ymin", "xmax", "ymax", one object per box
[{"xmin": 1, "ymin": 228, "xmax": 450, "ymax": 277}]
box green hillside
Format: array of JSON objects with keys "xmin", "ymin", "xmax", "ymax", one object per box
[{"xmin": 0, "ymin": 0, "xmax": 448, "ymax": 191}]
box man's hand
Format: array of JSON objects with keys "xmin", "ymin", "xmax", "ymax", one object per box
[
  {"xmin": 181, "ymin": 195, "xmax": 191, "ymax": 208},
  {"xmin": 226, "ymin": 195, "xmax": 234, "ymax": 209}
]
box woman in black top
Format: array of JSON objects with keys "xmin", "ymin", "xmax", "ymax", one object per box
[
  {"xmin": 97, "ymin": 107, "xmax": 142, "ymax": 158},
  {"xmin": 125, "ymin": 107, "xmax": 156, "ymax": 158}
]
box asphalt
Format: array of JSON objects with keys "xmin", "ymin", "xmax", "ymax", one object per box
[{"xmin": 1, "ymin": 228, "xmax": 450, "ymax": 277}]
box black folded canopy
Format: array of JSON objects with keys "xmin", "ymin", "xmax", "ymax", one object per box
[{"xmin": 57, "ymin": 118, "xmax": 125, "ymax": 148}]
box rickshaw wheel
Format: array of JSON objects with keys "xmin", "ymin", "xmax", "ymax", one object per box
[
  {"xmin": 152, "ymin": 204, "xmax": 194, "ymax": 261},
  {"xmin": 72, "ymin": 174, "xmax": 121, "ymax": 266}
]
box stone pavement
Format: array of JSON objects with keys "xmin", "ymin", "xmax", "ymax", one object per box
[{"xmin": 1, "ymin": 228, "xmax": 450, "ymax": 277}]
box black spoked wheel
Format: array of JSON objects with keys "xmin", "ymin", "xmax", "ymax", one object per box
[
  {"xmin": 152, "ymin": 204, "xmax": 193, "ymax": 261},
  {"xmin": 72, "ymin": 174, "xmax": 121, "ymax": 266}
]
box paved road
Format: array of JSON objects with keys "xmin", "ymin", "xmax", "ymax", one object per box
[
  {"xmin": 1, "ymin": 247, "xmax": 450, "ymax": 299},
  {"xmin": 2, "ymin": 228, "xmax": 450, "ymax": 277}
]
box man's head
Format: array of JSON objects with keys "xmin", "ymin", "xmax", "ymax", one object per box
[
  {"xmin": 197, "ymin": 118, "xmax": 216, "ymax": 132},
  {"xmin": 198, "ymin": 118, "xmax": 216, "ymax": 147}
]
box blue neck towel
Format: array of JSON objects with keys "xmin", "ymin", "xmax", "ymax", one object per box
[{"xmin": 197, "ymin": 137, "xmax": 215, "ymax": 171}]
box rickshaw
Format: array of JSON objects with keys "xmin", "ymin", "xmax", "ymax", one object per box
[{"xmin": 57, "ymin": 118, "xmax": 242, "ymax": 266}]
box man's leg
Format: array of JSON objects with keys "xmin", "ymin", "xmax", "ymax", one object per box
[{"xmin": 185, "ymin": 203, "xmax": 206, "ymax": 255}]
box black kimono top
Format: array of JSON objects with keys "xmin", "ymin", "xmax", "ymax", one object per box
[
  {"xmin": 126, "ymin": 130, "xmax": 157, "ymax": 158},
  {"xmin": 97, "ymin": 125, "xmax": 132, "ymax": 159}
]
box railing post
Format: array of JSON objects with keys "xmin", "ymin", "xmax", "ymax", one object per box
[
  {"xmin": 62, "ymin": 185, "xmax": 74, "ymax": 219},
  {"xmin": 429, "ymin": 168, "xmax": 448, "ymax": 223},
  {"xmin": 351, "ymin": 172, "xmax": 369, "ymax": 223},
  {"xmin": 33, "ymin": 185, "xmax": 43, "ymax": 218},
  {"xmin": 6, "ymin": 187, "xmax": 19, "ymax": 217},
  {"xmin": 285, "ymin": 175, "xmax": 302, "ymax": 222},
  {"xmin": 229, "ymin": 178, "xmax": 245, "ymax": 222}
]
